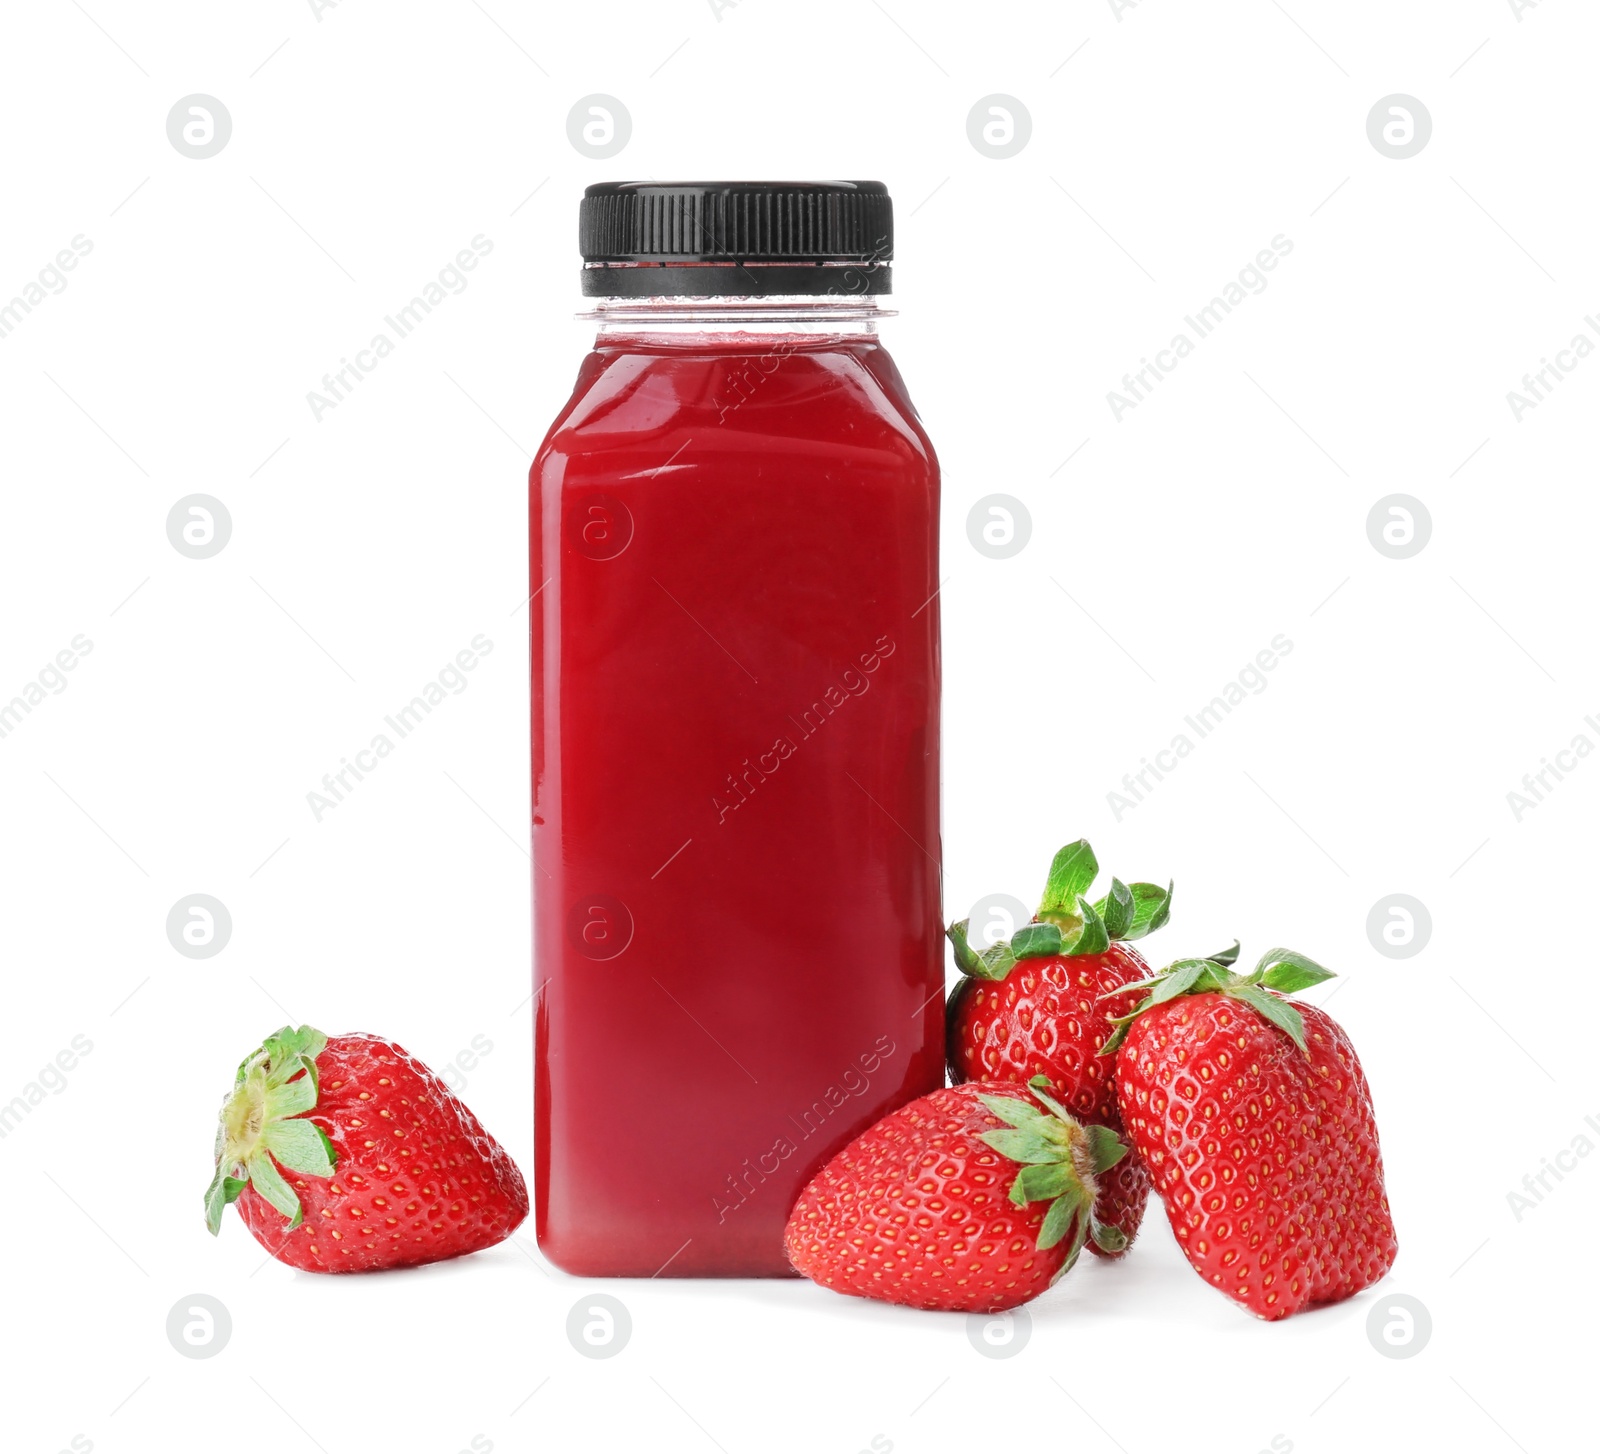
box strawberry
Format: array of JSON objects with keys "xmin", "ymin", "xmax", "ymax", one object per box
[
  {"xmin": 1106, "ymin": 946, "xmax": 1397, "ymax": 1320},
  {"xmin": 204, "ymin": 1024, "xmax": 528, "ymax": 1272},
  {"xmin": 946, "ymin": 839, "xmax": 1172, "ymax": 1256},
  {"xmin": 784, "ymin": 1079, "xmax": 1130, "ymax": 1312}
]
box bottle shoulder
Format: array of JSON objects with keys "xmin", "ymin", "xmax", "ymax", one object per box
[{"xmin": 531, "ymin": 340, "xmax": 938, "ymax": 479}]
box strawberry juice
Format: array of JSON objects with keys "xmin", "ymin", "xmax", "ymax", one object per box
[{"xmin": 530, "ymin": 182, "xmax": 942, "ymax": 1275}]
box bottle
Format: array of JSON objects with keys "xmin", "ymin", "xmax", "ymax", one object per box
[{"xmin": 530, "ymin": 181, "xmax": 942, "ymax": 1276}]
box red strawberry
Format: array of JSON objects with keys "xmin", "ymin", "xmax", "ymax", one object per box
[
  {"xmin": 1106, "ymin": 946, "xmax": 1398, "ymax": 1320},
  {"xmin": 784, "ymin": 1079, "xmax": 1130, "ymax": 1312},
  {"xmin": 946, "ymin": 839, "xmax": 1173, "ymax": 1256},
  {"xmin": 205, "ymin": 1024, "xmax": 528, "ymax": 1272}
]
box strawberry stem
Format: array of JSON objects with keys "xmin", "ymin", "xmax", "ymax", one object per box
[
  {"xmin": 975, "ymin": 1077, "xmax": 1129, "ymax": 1268},
  {"xmin": 1096, "ymin": 947, "xmax": 1336, "ymax": 1057},
  {"xmin": 205, "ymin": 1024, "xmax": 336, "ymax": 1236},
  {"xmin": 947, "ymin": 839, "xmax": 1174, "ymax": 982}
]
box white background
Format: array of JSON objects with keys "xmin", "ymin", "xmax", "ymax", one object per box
[{"xmin": 1, "ymin": 1, "xmax": 1594, "ymax": 1451}]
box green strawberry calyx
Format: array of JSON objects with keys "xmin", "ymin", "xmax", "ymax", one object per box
[
  {"xmin": 1097, "ymin": 946, "xmax": 1336, "ymax": 1058},
  {"xmin": 948, "ymin": 837, "xmax": 1173, "ymax": 982},
  {"xmin": 978, "ymin": 1076, "xmax": 1130, "ymax": 1279},
  {"xmin": 204, "ymin": 1024, "xmax": 337, "ymax": 1236}
]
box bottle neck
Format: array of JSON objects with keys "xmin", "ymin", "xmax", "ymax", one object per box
[{"xmin": 584, "ymin": 294, "xmax": 889, "ymax": 341}]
